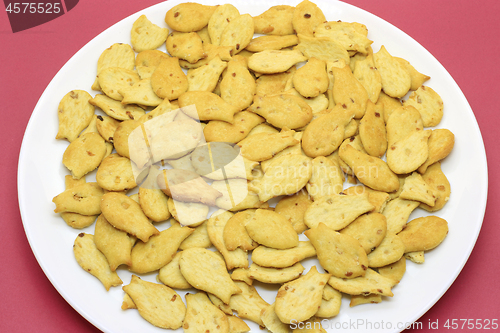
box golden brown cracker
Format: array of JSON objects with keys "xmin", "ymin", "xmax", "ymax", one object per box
[
  {"xmin": 56, "ymin": 90, "xmax": 95, "ymax": 142},
  {"xmin": 73, "ymin": 233, "xmax": 123, "ymax": 290},
  {"xmin": 100, "ymin": 192, "xmax": 159, "ymax": 242},
  {"xmin": 403, "ymin": 85, "xmax": 444, "ymax": 127},
  {"xmin": 305, "ymin": 223, "xmax": 368, "ymax": 278},
  {"xmin": 166, "ymin": 31, "xmax": 206, "ymax": 64},
  {"xmin": 251, "ymin": 241, "xmax": 316, "ymax": 268},
  {"xmin": 245, "ymin": 209, "xmax": 298, "ymax": 249},
  {"xmin": 164, "ymin": 3, "xmax": 216, "ymax": 32},
  {"xmin": 131, "ymin": 15, "xmax": 169, "ymax": 53},
  {"xmin": 151, "ymin": 56, "xmax": 188, "ymax": 100},
  {"xmin": 248, "ymin": 93, "xmax": 313, "ymax": 130},
  {"xmin": 340, "ymin": 212, "xmax": 387, "ymax": 254},
  {"xmin": 123, "ymin": 275, "xmax": 185, "ymax": 329},
  {"xmin": 339, "ymin": 143, "xmax": 400, "ymax": 192},
  {"xmin": 359, "ymin": 100, "xmax": 387, "ymax": 157},
  {"xmin": 275, "ymin": 266, "xmax": 330, "ymax": 324},
  {"xmin": 398, "ymin": 216, "xmax": 448, "ymax": 252},
  {"xmin": 417, "ymin": 129, "xmax": 454, "ymax": 174},
  {"xmin": 183, "ymin": 292, "xmax": 230, "ymax": 333},
  {"xmin": 292, "ymin": 0, "xmax": 326, "ymax": 36},
  {"xmin": 253, "ymin": 5, "xmax": 295, "ymax": 35},
  {"xmin": 373, "ymin": 45, "xmax": 411, "ymax": 98},
  {"xmin": 419, "ymin": 162, "xmax": 451, "ymax": 212},
  {"xmin": 62, "ymin": 132, "xmax": 107, "ymax": 179},
  {"xmin": 180, "ymin": 247, "xmax": 241, "ymax": 304}
]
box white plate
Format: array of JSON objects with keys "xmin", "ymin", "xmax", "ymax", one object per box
[{"xmin": 18, "ymin": 0, "xmax": 488, "ymax": 332}]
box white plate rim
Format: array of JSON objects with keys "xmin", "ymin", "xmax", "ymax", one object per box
[{"xmin": 17, "ymin": 1, "xmax": 489, "ymax": 332}]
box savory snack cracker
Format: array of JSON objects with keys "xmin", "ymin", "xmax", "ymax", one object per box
[
  {"xmin": 251, "ymin": 154, "xmax": 312, "ymax": 202},
  {"xmin": 229, "ymin": 281, "xmax": 269, "ymax": 326},
  {"xmin": 131, "ymin": 15, "xmax": 169, "ymax": 53},
  {"xmin": 275, "ymin": 190, "xmax": 312, "ymax": 234},
  {"xmin": 92, "ymin": 43, "xmax": 135, "ymax": 91},
  {"xmin": 220, "ymin": 14, "xmax": 254, "ymax": 55},
  {"xmin": 305, "ymin": 223, "xmax": 368, "ymax": 278},
  {"xmin": 367, "ymin": 232, "xmax": 405, "ymax": 268},
  {"xmin": 399, "ymin": 172, "xmax": 437, "ymax": 206},
  {"xmin": 382, "ymin": 197, "xmax": 420, "ymax": 234},
  {"xmin": 223, "ymin": 210, "xmax": 258, "ymax": 251},
  {"xmin": 301, "ymin": 103, "xmax": 354, "ymax": 157},
  {"xmin": 353, "ymin": 53, "xmax": 382, "ymax": 103},
  {"xmin": 245, "ymin": 209, "xmax": 299, "ymax": 249},
  {"xmin": 292, "ymin": 57, "xmax": 329, "ymax": 98},
  {"xmin": 129, "ymin": 223, "xmax": 194, "ymax": 274},
  {"xmin": 275, "ymin": 266, "xmax": 330, "ymax": 324},
  {"xmin": 247, "ymin": 93, "xmax": 313, "ymax": 129},
  {"xmin": 183, "ymin": 292, "xmax": 230, "ymax": 333},
  {"xmin": 253, "ymin": 5, "xmax": 294, "ymax": 35},
  {"xmin": 340, "ymin": 212, "xmax": 387, "ymax": 254},
  {"xmin": 97, "ymin": 67, "xmax": 140, "ymax": 101},
  {"xmin": 138, "ymin": 187, "xmax": 171, "ymax": 222},
  {"xmin": 248, "ymin": 262, "xmax": 305, "ymax": 284},
  {"xmin": 419, "ymin": 162, "xmax": 451, "ymax": 212},
  {"xmin": 53, "ymin": 182, "xmax": 104, "ymax": 215},
  {"xmin": 157, "ymin": 252, "xmax": 192, "ymax": 290},
  {"xmin": 417, "ymin": 129, "xmax": 454, "ymax": 174},
  {"xmin": 398, "ymin": 216, "xmax": 448, "ymax": 252},
  {"xmin": 56, "ymin": 90, "xmax": 95, "ymax": 142},
  {"xmin": 179, "ymin": 247, "xmax": 241, "ymax": 304},
  {"xmin": 93, "ymin": 214, "xmax": 135, "ymax": 271},
  {"xmin": 339, "ymin": 143, "xmax": 400, "ymax": 192},
  {"xmin": 158, "ymin": 169, "xmax": 222, "ymax": 206},
  {"xmin": 304, "ymin": 192, "xmax": 374, "ymax": 230},
  {"xmin": 292, "ymin": 0, "xmax": 326, "ymax": 36},
  {"xmin": 91, "ymin": 95, "xmax": 145, "ymax": 122},
  {"xmin": 164, "ymin": 3, "xmax": 216, "ymax": 32},
  {"xmin": 386, "ymin": 129, "xmax": 431, "ymax": 174},
  {"xmin": 73, "ymin": 233, "xmax": 123, "ymax": 291},
  {"xmin": 373, "ymin": 45, "xmax": 411, "ymax": 98},
  {"xmin": 186, "ymin": 56, "xmax": 227, "ymax": 92},
  {"xmin": 327, "ymin": 268, "xmax": 396, "ymax": 297},
  {"xmin": 62, "ymin": 132, "xmax": 107, "ymax": 179},
  {"xmin": 166, "ymin": 31, "xmax": 206, "ymax": 64},
  {"xmin": 251, "ymin": 241, "xmax": 316, "ymax": 268},
  {"xmin": 123, "ymin": 275, "xmax": 186, "ymax": 329},
  {"xmin": 204, "ymin": 111, "xmax": 264, "ymax": 143},
  {"xmin": 315, "ymin": 21, "xmax": 372, "ymax": 55},
  {"xmin": 330, "ymin": 59, "xmax": 369, "ymax": 119},
  {"xmin": 261, "ymin": 303, "xmax": 290, "ymax": 333},
  {"xmin": 96, "ymin": 153, "xmax": 137, "ymax": 192},
  {"xmin": 378, "ymin": 256, "xmax": 406, "ymax": 284},
  {"xmin": 403, "ymin": 85, "xmax": 444, "ymax": 127},
  {"xmin": 179, "ymin": 91, "xmax": 238, "ymax": 123},
  {"xmin": 207, "ymin": 210, "xmax": 249, "ymax": 270},
  {"xmin": 238, "ymin": 129, "xmax": 299, "ymax": 161},
  {"xmin": 150, "ymin": 56, "xmax": 189, "ymax": 100},
  {"xmin": 306, "ymin": 156, "xmax": 344, "ymax": 200},
  {"xmin": 296, "ymin": 34, "xmax": 350, "ymax": 65},
  {"xmin": 100, "ymin": 192, "xmax": 159, "ymax": 242},
  {"xmin": 246, "ymin": 34, "xmax": 299, "ymax": 52},
  {"xmin": 359, "ymin": 100, "xmax": 387, "ymax": 157},
  {"xmin": 248, "ymin": 49, "xmax": 307, "ymax": 74},
  {"xmin": 208, "ymin": 4, "xmax": 240, "ymax": 46},
  {"xmin": 119, "ymin": 78, "xmax": 164, "ymax": 106},
  {"xmin": 220, "ymin": 56, "xmax": 256, "ymax": 111}
]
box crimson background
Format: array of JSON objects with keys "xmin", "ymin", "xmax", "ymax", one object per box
[{"xmin": 1, "ymin": 1, "xmax": 499, "ymax": 332}]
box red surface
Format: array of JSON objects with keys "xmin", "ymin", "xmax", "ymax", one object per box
[{"xmin": 1, "ymin": 0, "xmax": 499, "ymax": 332}]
